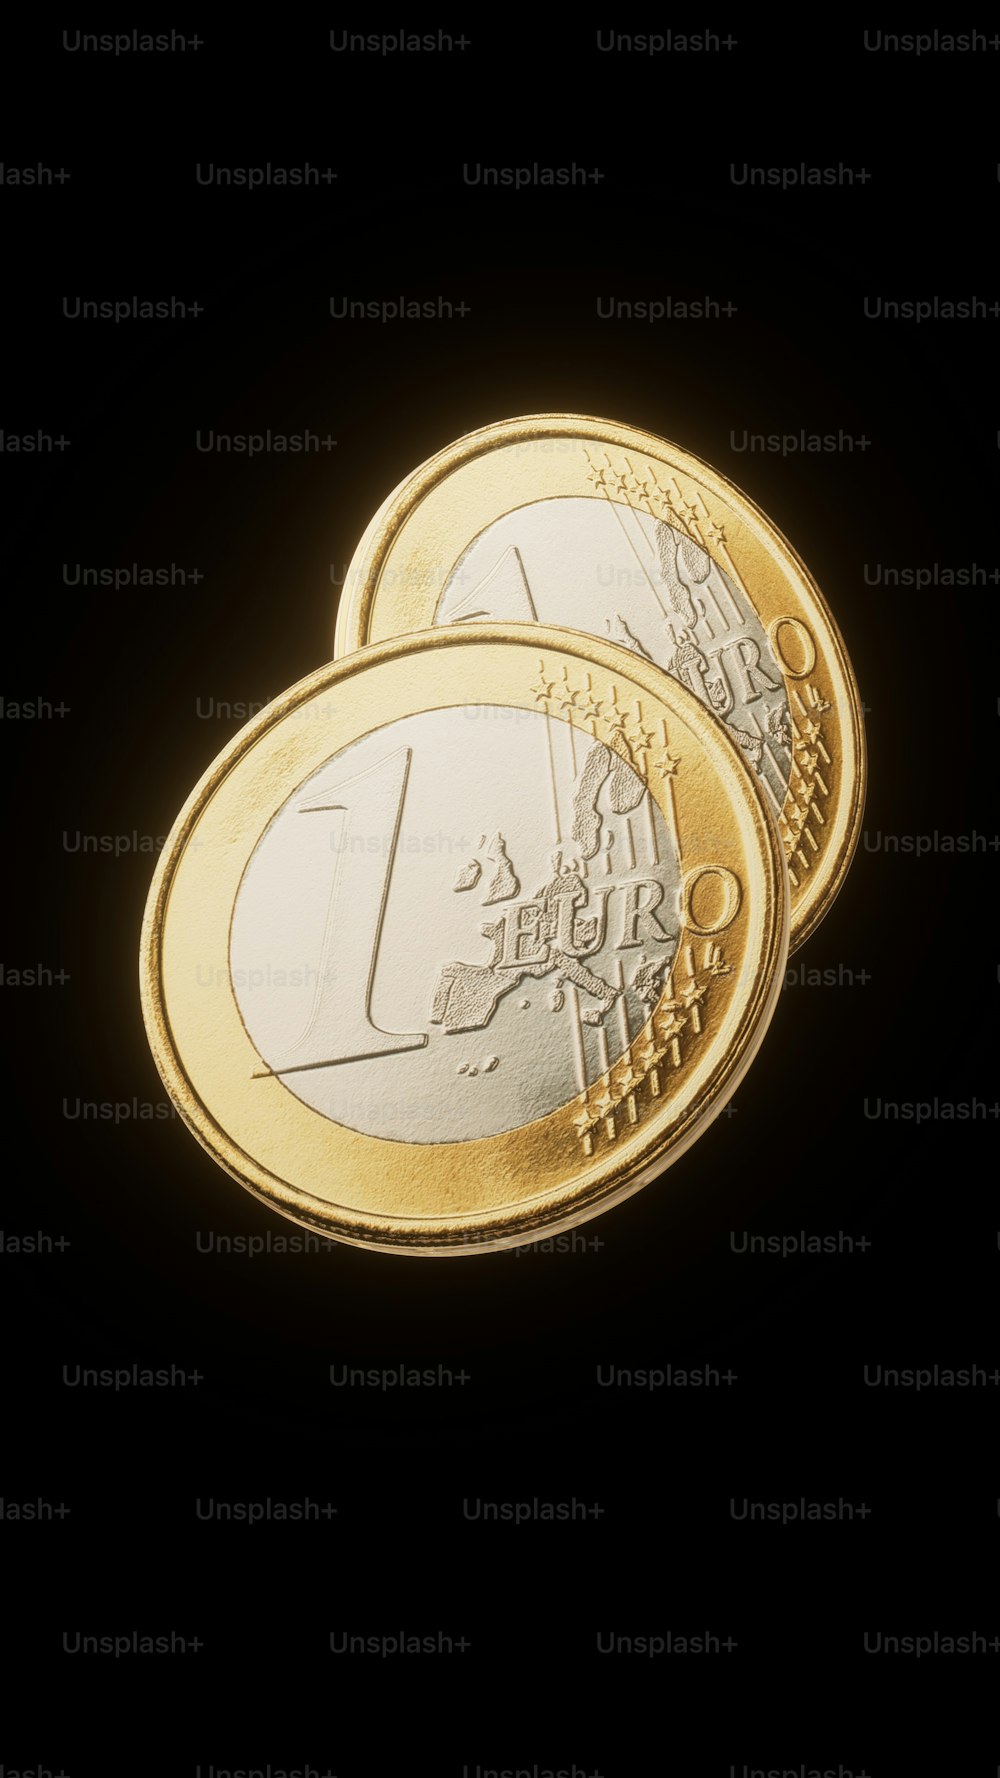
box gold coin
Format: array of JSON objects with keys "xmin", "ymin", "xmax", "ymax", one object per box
[
  {"xmin": 140, "ymin": 625, "xmax": 787, "ymax": 1255},
  {"xmin": 334, "ymin": 415, "xmax": 865, "ymax": 952}
]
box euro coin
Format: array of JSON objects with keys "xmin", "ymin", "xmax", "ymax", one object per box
[
  {"xmin": 334, "ymin": 415, "xmax": 865, "ymax": 952},
  {"xmin": 140, "ymin": 625, "xmax": 787, "ymax": 1255}
]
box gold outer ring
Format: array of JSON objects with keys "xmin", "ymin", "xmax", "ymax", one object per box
[
  {"xmin": 140, "ymin": 624, "xmax": 788, "ymax": 1256},
  {"xmin": 334, "ymin": 414, "xmax": 866, "ymax": 953}
]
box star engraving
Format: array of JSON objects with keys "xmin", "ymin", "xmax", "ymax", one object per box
[
  {"xmin": 573, "ymin": 688, "xmax": 603, "ymax": 723},
  {"xmin": 679, "ymin": 979, "xmax": 706, "ymax": 1009},
  {"xmin": 554, "ymin": 670, "xmax": 577, "ymax": 713},
  {"xmin": 626, "ymin": 722, "xmax": 657, "ymax": 755},
  {"xmin": 591, "ymin": 1086, "xmax": 616, "ymax": 1122}
]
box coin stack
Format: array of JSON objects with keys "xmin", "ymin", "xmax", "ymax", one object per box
[{"xmin": 141, "ymin": 415, "xmax": 865, "ymax": 1254}]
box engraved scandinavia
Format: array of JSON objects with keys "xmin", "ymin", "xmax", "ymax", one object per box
[{"xmin": 229, "ymin": 663, "xmax": 731, "ymax": 1149}]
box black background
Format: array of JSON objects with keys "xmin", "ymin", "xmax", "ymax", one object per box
[{"xmin": 2, "ymin": 22, "xmax": 997, "ymax": 1778}]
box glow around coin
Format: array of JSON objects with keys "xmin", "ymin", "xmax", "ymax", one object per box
[
  {"xmin": 334, "ymin": 415, "xmax": 866, "ymax": 952},
  {"xmin": 141, "ymin": 626, "xmax": 787, "ymax": 1255}
]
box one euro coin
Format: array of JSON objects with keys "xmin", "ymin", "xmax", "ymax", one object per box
[{"xmin": 141, "ymin": 624, "xmax": 787, "ymax": 1254}]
